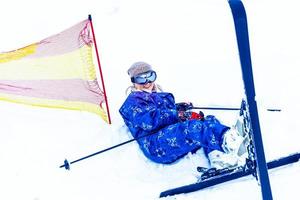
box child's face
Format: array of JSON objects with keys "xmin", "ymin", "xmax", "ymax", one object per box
[{"xmin": 134, "ymin": 82, "xmax": 155, "ymax": 91}]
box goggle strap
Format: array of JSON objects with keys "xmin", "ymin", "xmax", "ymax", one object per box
[{"xmin": 131, "ymin": 77, "xmax": 135, "ymax": 83}]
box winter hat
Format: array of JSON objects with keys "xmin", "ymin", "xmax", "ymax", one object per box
[{"xmin": 127, "ymin": 61, "xmax": 153, "ymax": 78}]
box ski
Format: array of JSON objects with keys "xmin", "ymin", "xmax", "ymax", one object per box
[
  {"xmin": 160, "ymin": 0, "xmax": 296, "ymax": 198},
  {"xmin": 159, "ymin": 153, "xmax": 300, "ymax": 198},
  {"xmin": 228, "ymin": 0, "xmax": 273, "ymax": 198}
]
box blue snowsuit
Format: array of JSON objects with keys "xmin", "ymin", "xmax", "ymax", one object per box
[{"xmin": 119, "ymin": 91, "xmax": 229, "ymax": 164}]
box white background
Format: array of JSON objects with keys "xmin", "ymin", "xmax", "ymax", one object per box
[{"xmin": 1, "ymin": 0, "xmax": 300, "ymax": 199}]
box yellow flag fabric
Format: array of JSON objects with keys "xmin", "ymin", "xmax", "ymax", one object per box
[{"xmin": 0, "ymin": 19, "xmax": 108, "ymax": 123}]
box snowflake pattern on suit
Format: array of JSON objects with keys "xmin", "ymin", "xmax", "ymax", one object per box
[{"xmin": 119, "ymin": 91, "xmax": 229, "ymax": 164}]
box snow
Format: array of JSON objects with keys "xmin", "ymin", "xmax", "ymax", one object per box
[{"xmin": 1, "ymin": 0, "xmax": 300, "ymax": 199}]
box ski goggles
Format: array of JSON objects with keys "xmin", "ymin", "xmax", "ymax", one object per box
[{"xmin": 131, "ymin": 70, "xmax": 157, "ymax": 84}]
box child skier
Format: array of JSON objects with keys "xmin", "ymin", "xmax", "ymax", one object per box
[{"xmin": 119, "ymin": 61, "xmax": 246, "ymax": 169}]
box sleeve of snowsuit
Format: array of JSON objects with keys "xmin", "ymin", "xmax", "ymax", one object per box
[{"xmin": 119, "ymin": 91, "xmax": 179, "ymax": 138}]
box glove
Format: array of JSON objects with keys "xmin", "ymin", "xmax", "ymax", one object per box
[
  {"xmin": 175, "ymin": 102, "xmax": 193, "ymax": 111},
  {"xmin": 178, "ymin": 111, "xmax": 205, "ymax": 121},
  {"xmin": 190, "ymin": 111, "xmax": 204, "ymax": 120}
]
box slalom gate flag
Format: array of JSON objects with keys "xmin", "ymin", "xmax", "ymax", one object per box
[{"xmin": 0, "ymin": 19, "xmax": 110, "ymax": 123}]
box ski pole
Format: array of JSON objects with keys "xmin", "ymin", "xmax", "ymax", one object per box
[
  {"xmin": 59, "ymin": 131, "xmax": 155, "ymax": 170},
  {"xmin": 60, "ymin": 130, "xmax": 216, "ymax": 170},
  {"xmin": 191, "ymin": 106, "xmax": 281, "ymax": 112}
]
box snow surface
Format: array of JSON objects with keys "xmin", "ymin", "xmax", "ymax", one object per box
[{"xmin": 1, "ymin": 0, "xmax": 300, "ymax": 199}]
